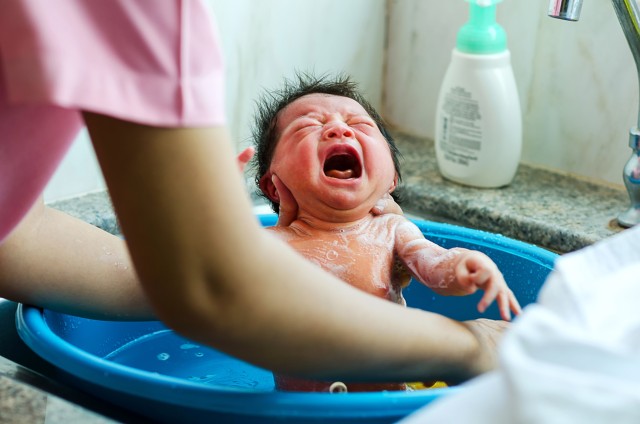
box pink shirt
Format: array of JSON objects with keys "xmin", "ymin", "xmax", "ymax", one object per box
[{"xmin": 0, "ymin": 0, "xmax": 226, "ymax": 242}]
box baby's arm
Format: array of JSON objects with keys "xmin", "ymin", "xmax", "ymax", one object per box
[{"xmin": 394, "ymin": 219, "xmax": 521, "ymax": 321}]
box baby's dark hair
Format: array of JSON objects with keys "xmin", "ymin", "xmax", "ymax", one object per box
[{"xmin": 250, "ymin": 72, "xmax": 403, "ymax": 213}]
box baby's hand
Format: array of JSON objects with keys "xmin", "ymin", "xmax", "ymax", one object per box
[
  {"xmin": 236, "ymin": 146, "xmax": 255, "ymax": 172},
  {"xmin": 456, "ymin": 251, "xmax": 521, "ymax": 321}
]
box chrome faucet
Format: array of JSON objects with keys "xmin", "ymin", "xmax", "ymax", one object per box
[{"xmin": 549, "ymin": 0, "xmax": 640, "ymax": 227}]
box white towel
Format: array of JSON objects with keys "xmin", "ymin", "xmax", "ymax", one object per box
[{"xmin": 400, "ymin": 225, "xmax": 640, "ymax": 424}]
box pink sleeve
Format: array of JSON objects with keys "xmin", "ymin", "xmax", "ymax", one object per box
[
  {"xmin": 0, "ymin": 0, "xmax": 226, "ymax": 127},
  {"xmin": 0, "ymin": 0, "xmax": 226, "ymax": 242}
]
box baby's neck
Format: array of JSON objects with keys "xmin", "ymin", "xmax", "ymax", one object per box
[{"xmin": 294, "ymin": 211, "xmax": 374, "ymax": 232}]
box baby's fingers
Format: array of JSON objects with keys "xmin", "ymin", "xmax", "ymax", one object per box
[
  {"xmin": 371, "ymin": 193, "xmax": 403, "ymax": 216},
  {"xmin": 477, "ymin": 280, "xmax": 500, "ymax": 314},
  {"xmin": 508, "ymin": 289, "xmax": 522, "ymax": 316},
  {"xmin": 496, "ymin": 291, "xmax": 512, "ymax": 321},
  {"xmin": 486, "ymin": 288, "xmax": 521, "ymax": 322},
  {"xmin": 456, "ymin": 257, "xmax": 490, "ymax": 293},
  {"xmin": 236, "ymin": 146, "xmax": 255, "ymax": 172}
]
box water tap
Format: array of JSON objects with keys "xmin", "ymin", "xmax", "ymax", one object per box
[{"xmin": 549, "ymin": 0, "xmax": 640, "ymax": 227}]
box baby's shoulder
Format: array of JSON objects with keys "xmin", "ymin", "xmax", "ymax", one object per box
[
  {"xmin": 372, "ymin": 213, "xmax": 414, "ymax": 229},
  {"xmin": 264, "ymin": 224, "xmax": 298, "ymax": 241},
  {"xmin": 384, "ymin": 215, "xmax": 426, "ymax": 241},
  {"xmin": 365, "ymin": 214, "xmax": 417, "ymax": 238}
]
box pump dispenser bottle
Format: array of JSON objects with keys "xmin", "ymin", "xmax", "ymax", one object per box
[{"xmin": 435, "ymin": 0, "xmax": 521, "ymax": 188}]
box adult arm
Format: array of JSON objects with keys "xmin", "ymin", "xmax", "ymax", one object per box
[
  {"xmin": 0, "ymin": 197, "xmax": 153, "ymax": 320},
  {"xmin": 0, "ymin": 144, "xmax": 262, "ymax": 320},
  {"xmin": 84, "ymin": 111, "xmax": 505, "ymax": 384}
]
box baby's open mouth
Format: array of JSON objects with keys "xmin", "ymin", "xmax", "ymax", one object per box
[{"xmin": 323, "ymin": 149, "xmax": 362, "ymax": 179}]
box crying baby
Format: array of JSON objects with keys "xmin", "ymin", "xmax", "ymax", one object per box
[{"xmin": 251, "ymin": 74, "xmax": 521, "ymax": 393}]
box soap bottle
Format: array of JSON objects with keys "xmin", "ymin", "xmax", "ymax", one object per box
[{"xmin": 435, "ymin": 0, "xmax": 521, "ymax": 188}]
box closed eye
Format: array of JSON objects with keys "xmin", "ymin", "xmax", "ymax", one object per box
[
  {"xmin": 292, "ymin": 119, "xmax": 322, "ymax": 134},
  {"xmin": 348, "ymin": 118, "xmax": 375, "ymax": 128}
]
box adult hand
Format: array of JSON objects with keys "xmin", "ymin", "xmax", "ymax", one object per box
[
  {"xmin": 271, "ymin": 174, "xmax": 298, "ymax": 227},
  {"xmin": 238, "ymin": 149, "xmax": 298, "ymax": 226},
  {"xmin": 255, "ymin": 165, "xmax": 401, "ymax": 226},
  {"xmin": 462, "ymin": 318, "xmax": 510, "ymax": 374},
  {"xmin": 371, "ymin": 193, "xmax": 403, "ymax": 216}
]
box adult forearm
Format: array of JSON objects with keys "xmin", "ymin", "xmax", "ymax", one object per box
[
  {"xmin": 188, "ymin": 230, "xmax": 498, "ymax": 383},
  {"xmin": 0, "ymin": 200, "xmax": 153, "ymax": 320}
]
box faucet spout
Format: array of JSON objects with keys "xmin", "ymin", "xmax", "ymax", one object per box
[
  {"xmin": 548, "ymin": 0, "xmax": 583, "ymax": 21},
  {"xmin": 548, "ymin": 0, "xmax": 640, "ymax": 227}
]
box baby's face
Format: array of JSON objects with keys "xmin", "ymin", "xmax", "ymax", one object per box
[{"xmin": 262, "ymin": 93, "xmax": 397, "ymax": 221}]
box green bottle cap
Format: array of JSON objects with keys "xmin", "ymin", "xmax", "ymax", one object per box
[{"xmin": 457, "ymin": 0, "xmax": 507, "ymax": 54}]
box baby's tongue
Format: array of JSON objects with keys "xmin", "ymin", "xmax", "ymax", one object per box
[{"xmin": 327, "ymin": 169, "xmax": 354, "ymax": 179}]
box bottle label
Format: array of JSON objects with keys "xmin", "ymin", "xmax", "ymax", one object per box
[{"xmin": 439, "ymin": 86, "xmax": 482, "ymax": 167}]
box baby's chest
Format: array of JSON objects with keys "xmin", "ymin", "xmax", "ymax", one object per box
[
  {"xmin": 290, "ymin": 231, "xmax": 395, "ymax": 265},
  {"xmin": 289, "ymin": 232, "xmax": 401, "ymax": 294}
]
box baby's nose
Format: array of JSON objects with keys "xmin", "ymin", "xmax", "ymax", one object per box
[{"xmin": 322, "ymin": 122, "xmax": 354, "ymax": 140}]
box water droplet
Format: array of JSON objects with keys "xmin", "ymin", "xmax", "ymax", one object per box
[
  {"xmin": 194, "ymin": 352, "xmax": 204, "ymax": 358},
  {"xmin": 180, "ymin": 343, "xmax": 199, "ymax": 350},
  {"xmin": 157, "ymin": 353, "xmax": 170, "ymax": 361}
]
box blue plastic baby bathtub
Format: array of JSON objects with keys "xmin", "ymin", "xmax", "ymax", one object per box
[{"xmin": 16, "ymin": 215, "xmax": 557, "ymax": 423}]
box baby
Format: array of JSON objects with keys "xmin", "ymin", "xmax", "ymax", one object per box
[{"xmin": 251, "ymin": 74, "xmax": 521, "ymax": 393}]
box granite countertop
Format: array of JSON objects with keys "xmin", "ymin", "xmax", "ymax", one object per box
[
  {"xmin": 0, "ymin": 300, "xmax": 151, "ymax": 424},
  {"xmin": 0, "ymin": 357, "xmax": 115, "ymax": 424},
  {"xmin": 394, "ymin": 132, "xmax": 628, "ymax": 253},
  {"xmin": 49, "ymin": 131, "xmax": 629, "ymax": 254}
]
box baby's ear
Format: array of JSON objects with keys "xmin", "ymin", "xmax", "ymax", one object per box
[
  {"xmin": 388, "ymin": 173, "xmax": 399, "ymax": 193},
  {"xmin": 258, "ymin": 172, "xmax": 280, "ymax": 202}
]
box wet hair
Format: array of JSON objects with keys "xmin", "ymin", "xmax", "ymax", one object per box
[{"xmin": 250, "ymin": 72, "xmax": 403, "ymax": 214}]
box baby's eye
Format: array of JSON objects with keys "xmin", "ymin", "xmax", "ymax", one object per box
[
  {"xmin": 292, "ymin": 120, "xmax": 322, "ymax": 134},
  {"xmin": 349, "ymin": 119, "xmax": 375, "ymax": 128}
]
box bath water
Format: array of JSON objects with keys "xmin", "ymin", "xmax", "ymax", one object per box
[{"xmin": 104, "ymin": 330, "xmax": 275, "ymax": 391}]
